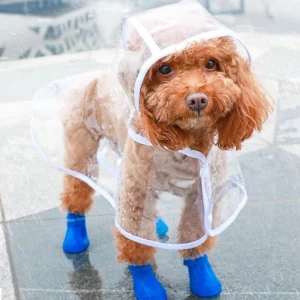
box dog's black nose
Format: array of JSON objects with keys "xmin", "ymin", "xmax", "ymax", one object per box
[{"xmin": 185, "ymin": 93, "xmax": 209, "ymax": 113}]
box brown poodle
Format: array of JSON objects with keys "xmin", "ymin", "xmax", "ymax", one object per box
[
  {"xmin": 62, "ymin": 38, "xmax": 271, "ymax": 264},
  {"xmin": 59, "ymin": 37, "xmax": 272, "ymax": 298}
]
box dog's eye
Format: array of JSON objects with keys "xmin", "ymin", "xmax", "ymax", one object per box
[
  {"xmin": 159, "ymin": 65, "xmax": 173, "ymax": 75},
  {"xmin": 205, "ymin": 60, "xmax": 216, "ymax": 70}
]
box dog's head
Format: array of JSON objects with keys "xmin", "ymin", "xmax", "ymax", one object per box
[{"xmin": 138, "ymin": 38, "xmax": 272, "ymax": 151}]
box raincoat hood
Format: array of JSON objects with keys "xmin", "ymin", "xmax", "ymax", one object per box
[{"xmin": 117, "ymin": 0, "xmax": 251, "ymax": 111}]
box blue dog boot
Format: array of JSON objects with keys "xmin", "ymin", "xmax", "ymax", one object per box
[
  {"xmin": 62, "ymin": 212, "xmax": 90, "ymax": 253},
  {"xmin": 129, "ymin": 264, "xmax": 167, "ymax": 300},
  {"xmin": 156, "ymin": 217, "xmax": 169, "ymax": 238},
  {"xmin": 184, "ymin": 255, "xmax": 222, "ymax": 298}
]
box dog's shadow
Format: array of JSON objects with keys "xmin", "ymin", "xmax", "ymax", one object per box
[
  {"xmin": 64, "ymin": 250, "xmax": 134, "ymax": 299},
  {"xmin": 183, "ymin": 293, "xmax": 221, "ymax": 300},
  {"xmin": 65, "ymin": 250, "xmax": 102, "ymax": 300}
]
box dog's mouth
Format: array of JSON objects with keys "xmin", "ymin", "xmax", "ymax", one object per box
[
  {"xmin": 173, "ymin": 113, "xmax": 210, "ymax": 130},
  {"xmin": 176, "ymin": 111, "xmax": 204, "ymax": 122},
  {"xmin": 193, "ymin": 111, "xmax": 204, "ymax": 118}
]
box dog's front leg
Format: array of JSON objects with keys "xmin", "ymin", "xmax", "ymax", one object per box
[
  {"xmin": 60, "ymin": 80, "xmax": 101, "ymax": 253},
  {"xmin": 115, "ymin": 138, "xmax": 167, "ymax": 300},
  {"xmin": 60, "ymin": 124, "xmax": 98, "ymax": 254},
  {"xmin": 178, "ymin": 182, "xmax": 217, "ymax": 259},
  {"xmin": 178, "ymin": 180, "xmax": 222, "ymax": 298}
]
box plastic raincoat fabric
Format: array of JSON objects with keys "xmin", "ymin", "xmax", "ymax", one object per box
[{"xmin": 31, "ymin": 0, "xmax": 250, "ymax": 250}]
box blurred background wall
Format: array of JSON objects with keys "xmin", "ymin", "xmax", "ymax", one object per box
[{"xmin": 0, "ymin": 0, "xmax": 299, "ymax": 61}]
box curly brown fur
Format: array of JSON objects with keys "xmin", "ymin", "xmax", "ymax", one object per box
[
  {"xmin": 60, "ymin": 79, "xmax": 100, "ymax": 215},
  {"xmin": 115, "ymin": 229, "xmax": 156, "ymax": 265},
  {"xmin": 61, "ymin": 175, "xmax": 94, "ymax": 215},
  {"xmin": 180, "ymin": 236, "xmax": 217, "ymax": 259}
]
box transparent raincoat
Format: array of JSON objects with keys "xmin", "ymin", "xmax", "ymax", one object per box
[{"xmin": 31, "ymin": 0, "xmax": 250, "ymax": 250}]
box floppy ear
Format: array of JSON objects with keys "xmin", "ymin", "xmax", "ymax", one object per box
[
  {"xmin": 215, "ymin": 56, "xmax": 273, "ymax": 150},
  {"xmin": 139, "ymin": 84, "xmax": 193, "ymax": 151}
]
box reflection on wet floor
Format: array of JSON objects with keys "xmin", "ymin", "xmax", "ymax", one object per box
[{"xmin": 65, "ymin": 251, "xmax": 102, "ymax": 300}]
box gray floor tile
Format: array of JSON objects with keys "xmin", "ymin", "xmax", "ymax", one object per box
[
  {"xmin": 20, "ymin": 289, "xmax": 135, "ymax": 300},
  {"xmin": 5, "ymin": 198, "xmax": 300, "ymax": 299},
  {"xmin": 217, "ymin": 295, "xmax": 300, "ymax": 300},
  {"xmin": 20, "ymin": 290, "xmax": 78, "ymax": 300},
  {"xmin": 214, "ymin": 200, "xmax": 300, "ymax": 295},
  {"xmin": 0, "ymin": 224, "xmax": 16, "ymax": 300},
  {"xmin": 21, "ymin": 195, "xmax": 114, "ymax": 222},
  {"xmin": 0, "ymin": 124, "xmax": 63, "ymax": 221},
  {"xmin": 240, "ymin": 146, "xmax": 300, "ymax": 201}
]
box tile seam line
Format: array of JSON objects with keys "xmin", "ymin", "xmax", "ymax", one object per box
[
  {"xmin": 5, "ymin": 212, "xmax": 115, "ymax": 223},
  {"xmin": 0, "ymin": 194, "xmax": 22, "ymax": 300},
  {"xmin": 19, "ymin": 287, "xmax": 300, "ymax": 295}
]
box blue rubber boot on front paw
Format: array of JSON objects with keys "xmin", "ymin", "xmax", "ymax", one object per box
[
  {"xmin": 129, "ymin": 264, "xmax": 167, "ymax": 300},
  {"xmin": 184, "ymin": 255, "xmax": 222, "ymax": 298},
  {"xmin": 62, "ymin": 212, "xmax": 90, "ymax": 253},
  {"xmin": 155, "ymin": 217, "xmax": 169, "ymax": 238}
]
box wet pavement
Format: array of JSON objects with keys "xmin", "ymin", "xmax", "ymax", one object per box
[{"xmin": 1, "ymin": 7, "xmax": 300, "ymax": 300}]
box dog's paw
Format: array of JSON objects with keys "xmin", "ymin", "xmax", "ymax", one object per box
[
  {"xmin": 184, "ymin": 255, "xmax": 222, "ymax": 298},
  {"xmin": 156, "ymin": 217, "xmax": 169, "ymax": 238},
  {"xmin": 129, "ymin": 264, "xmax": 167, "ymax": 300},
  {"xmin": 62, "ymin": 213, "xmax": 90, "ymax": 253}
]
